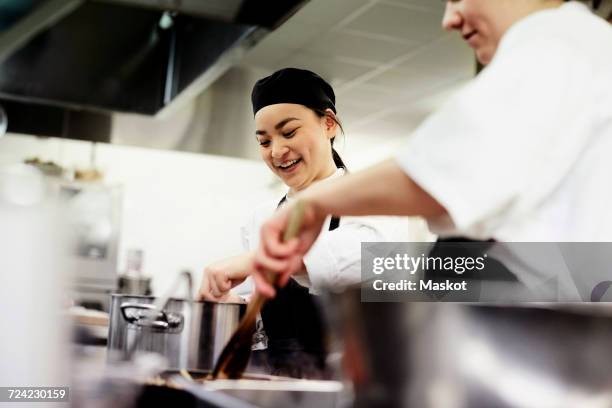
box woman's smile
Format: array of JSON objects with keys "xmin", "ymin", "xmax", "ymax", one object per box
[{"xmin": 276, "ymin": 158, "xmax": 303, "ymax": 174}]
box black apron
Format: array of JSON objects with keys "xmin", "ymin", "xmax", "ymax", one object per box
[{"xmin": 254, "ymin": 196, "xmax": 339, "ymax": 379}]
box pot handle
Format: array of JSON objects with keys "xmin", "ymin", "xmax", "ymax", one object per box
[
  {"xmin": 120, "ymin": 302, "xmax": 167, "ymax": 324},
  {"xmin": 119, "ymin": 302, "xmax": 184, "ymax": 332},
  {"xmin": 123, "ymin": 271, "xmax": 192, "ymax": 361}
]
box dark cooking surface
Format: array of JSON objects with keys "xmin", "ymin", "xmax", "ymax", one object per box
[
  {"xmin": 136, "ymin": 385, "xmax": 198, "ymax": 408},
  {"xmin": 137, "ymin": 370, "xmax": 298, "ymax": 408},
  {"xmin": 135, "ymin": 384, "xmax": 258, "ymax": 408}
]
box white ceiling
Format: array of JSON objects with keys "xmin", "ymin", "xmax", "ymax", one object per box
[{"xmin": 239, "ymin": 0, "xmax": 476, "ymax": 164}]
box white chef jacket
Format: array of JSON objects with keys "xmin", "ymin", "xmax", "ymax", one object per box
[
  {"xmin": 237, "ymin": 168, "xmax": 428, "ymax": 295},
  {"xmin": 395, "ymin": 1, "xmax": 612, "ymax": 242}
]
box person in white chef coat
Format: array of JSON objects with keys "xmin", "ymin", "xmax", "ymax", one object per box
[
  {"xmin": 199, "ymin": 68, "xmax": 420, "ymax": 377},
  {"xmin": 251, "ymin": 0, "xmax": 612, "ymax": 299}
]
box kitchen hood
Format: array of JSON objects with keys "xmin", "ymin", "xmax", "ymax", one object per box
[{"xmin": 0, "ymin": 0, "xmax": 306, "ymax": 120}]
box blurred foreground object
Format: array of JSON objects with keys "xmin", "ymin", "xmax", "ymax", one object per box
[
  {"xmin": 325, "ymin": 287, "xmax": 612, "ymax": 408},
  {"xmin": 0, "ymin": 163, "xmax": 71, "ymax": 394}
]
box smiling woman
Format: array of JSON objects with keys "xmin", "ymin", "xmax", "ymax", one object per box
[
  {"xmin": 254, "ymin": 104, "xmax": 341, "ymax": 193},
  {"xmin": 198, "ymin": 67, "xmax": 413, "ymax": 378},
  {"xmin": 252, "ymin": 68, "xmax": 347, "ymax": 194}
]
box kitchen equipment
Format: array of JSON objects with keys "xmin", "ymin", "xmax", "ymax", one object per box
[
  {"xmin": 62, "ymin": 181, "xmax": 123, "ymax": 311},
  {"xmin": 185, "ymin": 376, "xmax": 344, "ymax": 408},
  {"xmin": 107, "ymin": 277, "xmax": 246, "ymax": 371},
  {"xmin": 324, "ymin": 287, "xmax": 612, "ymax": 408},
  {"xmin": 133, "ymin": 371, "xmax": 344, "ymax": 408},
  {"xmin": 117, "ymin": 275, "xmax": 152, "ymax": 296},
  {"xmin": 0, "ymin": 0, "xmax": 307, "ymax": 117},
  {"xmin": 123, "ymin": 270, "xmax": 195, "ymax": 362},
  {"xmin": 212, "ymin": 200, "xmax": 306, "ymax": 379},
  {"xmin": 116, "ymin": 249, "xmax": 152, "ymax": 296},
  {"xmin": 70, "ymin": 305, "xmax": 110, "ymax": 346}
]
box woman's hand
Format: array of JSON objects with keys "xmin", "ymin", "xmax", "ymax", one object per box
[
  {"xmin": 252, "ymin": 199, "xmax": 327, "ymax": 298},
  {"xmin": 198, "ymin": 253, "xmax": 253, "ymax": 302}
]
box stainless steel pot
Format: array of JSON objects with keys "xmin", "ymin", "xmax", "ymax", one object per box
[
  {"xmin": 107, "ymin": 294, "xmax": 245, "ymax": 371},
  {"xmin": 323, "ymin": 287, "xmax": 612, "ymax": 408}
]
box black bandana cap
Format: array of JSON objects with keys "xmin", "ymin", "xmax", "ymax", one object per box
[{"xmin": 251, "ymin": 68, "xmax": 336, "ymax": 116}]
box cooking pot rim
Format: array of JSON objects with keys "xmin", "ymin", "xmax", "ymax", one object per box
[{"xmin": 110, "ymin": 293, "xmax": 246, "ymax": 306}]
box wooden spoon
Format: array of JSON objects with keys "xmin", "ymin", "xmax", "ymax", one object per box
[{"xmin": 211, "ymin": 200, "xmax": 306, "ymax": 379}]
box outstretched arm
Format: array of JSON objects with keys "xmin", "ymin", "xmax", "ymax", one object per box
[
  {"xmin": 301, "ymin": 158, "xmax": 445, "ymax": 218},
  {"xmin": 252, "ymin": 158, "xmax": 446, "ymax": 297}
]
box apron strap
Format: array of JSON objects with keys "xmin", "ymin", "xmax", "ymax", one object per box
[{"xmin": 277, "ymin": 195, "xmax": 340, "ymax": 231}]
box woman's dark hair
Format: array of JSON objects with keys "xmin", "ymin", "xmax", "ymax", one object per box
[{"xmin": 313, "ymin": 108, "xmax": 347, "ymax": 170}]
